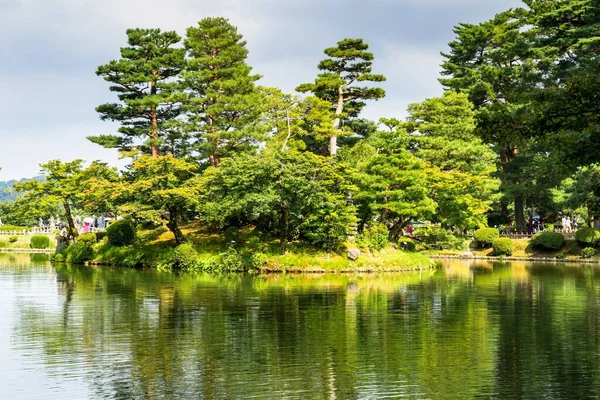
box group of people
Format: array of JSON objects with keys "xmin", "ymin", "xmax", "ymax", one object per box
[
  {"xmin": 561, "ymin": 216, "xmax": 578, "ymax": 234},
  {"xmin": 38, "ymin": 215, "xmax": 108, "ymax": 233}
]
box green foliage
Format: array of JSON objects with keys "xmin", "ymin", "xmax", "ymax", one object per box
[
  {"xmin": 473, "ymin": 228, "xmax": 500, "ymax": 247},
  {"xmin": 107, "ymin": 220, "xmax": 136, "ymax": 246},
  {"xmin": 77, "ymin": 232, "xmax": 97, "ymax": 245},
  {"xmin": 53, "ymin": 253, "xmax": 65, "ymax": 262},
  {"xmin": 0, "ymin": 225, "xmax": 27, "ymax": 232},
  {"xmin": 173, "ymin": 243, "xmax": 199, "ymax": 271},
  {"xmin": 530, "ymin": 232, "xmax": 566, "ymax": 251},
  {"xmin": 201, "ymin": 150, "xmax": 356, "ymax": 250},
  {"xmin": 8, "ymin": 236, "xmax": 18, "ymax": 244},
  {"xmin": 492, "ymin": 238, "xmax": 514, "ymax": 256},
  {"xmin": 182, "ymin": 17, "xmax": 262, "ymax": 166},
  {"xmin": 0, "ymin": 241, "xmax": 7, "ymax": 248},
  {"xmin": 96, "ymin": 231, "xmax": 108, "ymax": 241},
  {"xmin": 224, "ymin": 227, "xmax": 240, "ymax": 245},
  {"xmin": 556, "ymin": 251, "xmax": 567, "ymax": 260},
  {"xmin": 30, "ymin": 235, "xmax": 50, "ymax": 249},
  {"xmin": 66, "ymin": 242, "xmax": 94, "ymax": 264},
  {"xmin": 575, "ymin": 227, "xmax": 600, "ymax": 248},
  {"xmin": 413, "ymin": 226, "xmax": 465, "ymax": 251},
  {"xmin": 362, "ymin": 223, "xmax": 389, "ymax": 251},
  {"xmin": 92, "ymin": 28, "xmax": 185, "ymax": 156},
  {"xmin": 582, "ymin": 247, "xmax": 596, "ymax": 258},
  {"xmin": 398, "ymin": 237, "xmax": 417, "ymax": 252}
]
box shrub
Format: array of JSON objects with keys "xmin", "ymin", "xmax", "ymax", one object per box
[
  {"xmin": 53, "ymin": 253, "xmax": 65, "ymax": 262},
  {"xmin": 8, "ymin": 236, "xmax": 18, "ymax": 244},
  {"xmin": 96, "ymin": 231, "xmax": 108, "ymax": 241},
  {"xmin": 530, "ymin": 231, "xmax": 565, "ymax": 250},
  {"xmin": 224, "ymin": 227, "xmax": 240, "ymax": 245},
  {"xmin": 575, "ymin": 227, "xmax": 600, "ymax": 248},
  {"xmin": 0, "ymin": 225, "xmax": 27, "ymax": 232},
  {"xmin": 363, "ymin": 223, "xmax": 389, "ymax": 251},
  {"xmin": 398, "ymin": 237, "xmax": 416, "ymax": 252},
  {"xmin": 0, "ymin": 241, "xmax": 7, "ymax": 248},
  {"xmin": 414, "ymin": 226, "xmax": 465, "ymax": 250},
  {"xmin": 55, "ymin": 241, "xmax": 68, "ymax": 255},
  {"xmin": 76, "ymin": 232, "xmax": 97, "ymax": 245},
  {"xmin": 30, "ymin": 235, "xmax": 50, "ymax": 249},
  {"xmin": 473, "ymin": 228, "xmax": 500, "ymax": 247},
  {"xmin": 544, "ymin": 223, "xmax": 555, "ymax": 232},
  {"xmin": 582, "ymin": 247, "xmax": 596, "ymax": 259},
  {"xmin": 173, "ymin": 242, "xmax": 199, "ymax": 271},
  {"xmin": 107, "ymin": 220, "xmax": 136, "ymax": 246},
  {"xmin": 556, "ymin": 251, "xmax": 567, "ymax": 259},
  {"xmin": 66, "ymin": 242, "xmax": 94, "ymax": 264},
  {"xmin": 492, "ymin": 238, "xmax": 514, "ymax": 256}
]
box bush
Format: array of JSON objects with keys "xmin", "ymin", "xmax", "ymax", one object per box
[
  {"xmin": 30, "ymin": 235, "xmax": 50, "ymax": 249},
  {"xmin": 0, "ymin": 241, "xmax": 7, "ymax": 248},
  {"xmin": 0, "ymin": 225, "xmax": 27, "ymax": 232},
  {"xmin": 582, "ymin": 247, "xmax": 596, "ymax": 259},
  {"xmin": 363, "ymin": 223, "xmax": 389, "ymax": 251},
  {"xmin": 492, "ymin": 238, "xmax": 514, "ymax": 256},
  {"xmin": 575, "ymin": 227, "xmax": 600, "ymax": 248},
  {"xmin": 530, "ymin": 231, "xmax": 565, "ymax": 250},
  {"xmin": 107, "ymin": 220, "xmax": 136, "ymax": 246},
  {"xmin": 96, "ymin": 231, "xmax": 108, "ymax": 241},
  {"xmin": 66, "ymin": 242, "xmax": 94, "ymax": 264},
  {"xmin": 556, "ymin": 251, "xmax": 567, "ymax": 260},
  {"xmin": 55, "ymin": 241, "xmax": 68, "ymax": 255},
  {"xmin": 76, "ymin": 232, "xmax": 97, "ymax": 245},
  {"xmin": 544, "ymin": 223, "xmax": 555, "ymax": 232},
  {"xmin": 398, "ymin": 237, "xmax": 416, "ymax": 252},
  {"xmin": 173, "ymin": 243, "xmax": 199, "ymax": 271},
  {"xmin": 53, "ymin": 253, "xmax": 65, "ymax": 262},
  {"xmin": 473, "ymin": 228, "xmax": 500, "ymax": 247},
  {"xmin": 8, "ymin": 236, "xmax": 18, "ymax": 243},
  {"xmin": 224, "ymin": 227, "xmax": 240, "ymax": 245},
  {"xmin": 414, "ymin": 226, "xmax": 465, "ymax": 250}
]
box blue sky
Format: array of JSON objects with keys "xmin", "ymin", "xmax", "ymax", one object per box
[{"xmin": 0, "ymin": 0, "xmax": 521, "ymax": 180}]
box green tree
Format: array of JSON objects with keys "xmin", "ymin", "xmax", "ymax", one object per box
[
  {"xmin": 403, "ymin": 92, "xmax": 499, "ymax": 229},
  {"xmin": 344, "ymin": 127, "xmax": 436, "ymax": 240},
  {"xmin": 182, "ymin": 17, "xmax": 263, "ymax": 167},
  {"xmin": 91, "ymin": 28, "xmax": 185, "ymax": 157},
  {"xmin": 122, "ymin": 155, "xmax": 200, "ymax": 244},
  {"xmin": 13, "ymin": 161, "xmax": 113, "ymax": 240},
  {"xmin": 440, "ymin": 10, "xmax": 536, "ymax": 231},
  {"xmin": 200, "ymin": 150, "xmax": 356, "ymax": 250},
  {"xmin": 297, "ymin": 38, "xmax": 386, "ymax": 156}
]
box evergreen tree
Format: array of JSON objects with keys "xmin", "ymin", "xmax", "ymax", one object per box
[
  {"xmin": 404, "ymin": 92, "xmax": 499, "ymax": 229},
  {"xmin": 440, "ymin": 10, "xmax": 537, "ymax": 231},
  {"xmin": 92, "ymin": 29, "xmax": 185, "ymax": 157},
  {"xmin": 182, "ymin": 17, "xmax": 263, "ymax": 167},
  {"xmin": 297, "ymin": 38, "xmax": 386, "ymax": 156}
]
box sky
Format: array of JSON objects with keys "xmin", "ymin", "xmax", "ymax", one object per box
[{"xmin": 0, "ymin": 0, "xmax": 522, "ymax": 181}]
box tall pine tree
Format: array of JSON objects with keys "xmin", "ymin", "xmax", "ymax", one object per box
[
  {"xmin": 297, "ymin": 38, "xmax": 386, "ymax": 156},
  {"xmin": 182, "ymin": 17, "xmax": 263, "ymax": 167},
  {"xmin": 92, "ymin": 29, "xmax": 185, "ymax": 157}
]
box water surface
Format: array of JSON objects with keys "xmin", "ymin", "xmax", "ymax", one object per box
[{"xmin": 2, "ymin": 253, "xmax": 600, "ymax": 399}]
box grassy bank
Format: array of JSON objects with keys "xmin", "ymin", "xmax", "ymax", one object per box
[
  {"xmin": 54, "ymin": 223, "xmax": 434, "ymax": 273},
  {"xmin": 429, "ymin": 238, "xmax": 600, "ymax": 261},
  {"xmin": 0, "ymin": 234, "xmax": 56, "ymax": 250}
]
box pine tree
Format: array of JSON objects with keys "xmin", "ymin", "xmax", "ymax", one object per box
[
  {"xmin": 440, "ymin": 10, "xmax": 536, "ymax": 231},
  {"xmin": 92, "ymin": 29, "xmax": 185, "ymax": 157},
  {"xmin": 182, "ymin": 18, "xmax": 263, "ymax": 167},
  {"xmin": 297, "ymin": 38, "xmax": 386, "ymax": 156}
]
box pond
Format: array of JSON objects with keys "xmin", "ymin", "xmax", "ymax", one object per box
[{"xmin": 2, "ymin": 253, "xmax": 600, "ymax": 399}]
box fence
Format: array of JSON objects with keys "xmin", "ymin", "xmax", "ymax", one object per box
[
  {"xmin": 0, "ymin": 227, "xmax": 106, "ymax": 236},
  {"xmin": 499, "ymin": 229, "xmax": 575, "ymax": 240}
]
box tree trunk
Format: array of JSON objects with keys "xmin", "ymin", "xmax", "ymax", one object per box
[
  {"xmin": 167, "ymin": 207, "xmax": 185, "ymax": 245},
  {"xmin": 280, "ymin": 205, "xmax": 289, "ymax": 251},
  {"xmin": 514, "ymin": 193, "xmax": 526, "ymax": 233},
  {"xmin": 330, "ymin": 86, "xmax": 345, "ymax": 156},
  {"xmin": 389, "ymin": 220, "xmax": 405, "ymax": 242},
  {"xmin": 500, "ymin": 198, "xmax": 510, "ymax": 223},
  {"xmin": 63, "ymin": 200, "xmax": 78, "ymax": 241},
  {"xmin": 150, "ymin": 75, "xmax": 160, "ymax": 157}
]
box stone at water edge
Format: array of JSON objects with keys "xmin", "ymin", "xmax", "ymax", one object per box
[
  {"xmin": 347, "ymin": 248, "xmax": 361, "ymax": 261},
  {"xmin": 460, "ymin": 251, "xmax": 475, "ymax": 259}
]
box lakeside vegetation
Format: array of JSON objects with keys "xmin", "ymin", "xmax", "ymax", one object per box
[{"xmin": 1, "ymin": 2, "xmax": 600, "ymax": 270}]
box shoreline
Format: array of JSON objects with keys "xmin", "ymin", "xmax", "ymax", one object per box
[
  {"xmin": 0, "ymin": 248, "xmax": 55, "ymax": 254},
  {"xmin": 428, "ymin": 254, "xmax": 600, "ymax": 264}
]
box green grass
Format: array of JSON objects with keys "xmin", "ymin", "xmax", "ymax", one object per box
[
  {"xmin": 54, "ymin": 223, "xmax": 434, "ymax": 272},
  {"xmin": 0, "ymin": 234, "xmax": 56, "ymax": 249}
]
